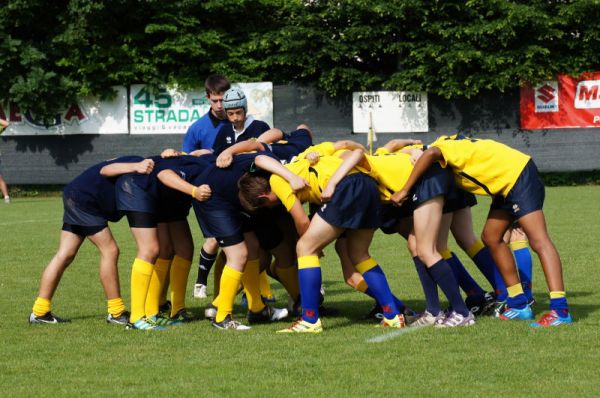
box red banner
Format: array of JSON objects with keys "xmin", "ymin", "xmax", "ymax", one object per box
[{"xmin": 520, "ymin": 72, "xmax": 600, "ymax": 129}]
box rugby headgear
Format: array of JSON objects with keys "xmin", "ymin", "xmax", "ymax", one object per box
[{"xmin": 223, "ymin": 87, "xmax": 247, "ymax": 112}]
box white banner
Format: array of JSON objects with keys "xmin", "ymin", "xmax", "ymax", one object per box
[
  {"xmin": 352, "ymin": 91, "xmax": 428, "ymax": 133},
  {"xmin": 130, "ymin": 82, "xmax": 273, "ymax": 134},
  {"xmin": 0, "ymin": 87, "xmax": 128, "ymax": 135}
]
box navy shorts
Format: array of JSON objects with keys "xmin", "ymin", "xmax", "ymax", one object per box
[
  {"xmin": 192, "ymin": 199, "xmax": 246, "ymax": 247},
  {"xmin": 317, "ymin": 173, "xmax": 381, "ymax": 230},
  {"xmin": 252, "ymin": 206, "xmax": 290, "ymax": 251},
  {"xmin": 444, "ymin": 187, "xmax": 477, "ymax": 214},
  {"xmin": 491, "ymin": 159, "xmax": 545, "ymax": 219},
  {"xmin": 63, "ymin": 191, "xmax": 109, "ymax": 229},
  {"xmin": 380, "ymin": 203, "xmax": 414, "ymax": 234},
  {"xmin": 157, "ymin": 191, "xmax": 191, "ymax": 223},
  {"xmin": 62, "ymin": 223, "xmax": 106, "ymax": 237},
  {"xmin": 116, "ymin": 175, "xmax": 157, "ymax": 214},
  {"xmin": 411, "ymin": 163, "xmax": 454, "ymax": 207}
]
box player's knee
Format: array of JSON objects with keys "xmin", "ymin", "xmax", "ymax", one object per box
[
  {"xmin": 481, "ymin": 230, "xmax": 502, "ymax": 248},
  {"xmin": 139, "ymin": 244, "xmax": 160, "ymax": 263},
  {"xmin": 406, "ymin": 239, "xmax": 418, "ymax": 257}
]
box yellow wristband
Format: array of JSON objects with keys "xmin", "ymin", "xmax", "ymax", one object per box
[{"xmin": 191, "ymin": 187, "xmax": 197, "ymax": 198}]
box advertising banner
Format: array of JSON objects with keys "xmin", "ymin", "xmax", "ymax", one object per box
[
  {"xmin": 130, "ymin": 82, "xmax": 273, "ymax": 134},
  {"xmin": 0, "ymin": 87, "xmax": 128, "ymax": 136},
  {"xmin": 520, "ymin": 73, "xmax": 600, "ymax": 129},
  {"xmin": 352, "ymin": 91, "xmax": 428, "ymax": 134}
]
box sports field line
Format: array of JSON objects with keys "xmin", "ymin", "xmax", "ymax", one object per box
[
  {"xmin": 0, "ymin": 219, "xmax": 53, "ymax": 226},
  {"xmin": 366, "ymin": 325, "xmax": 427, "ymax": 343}
]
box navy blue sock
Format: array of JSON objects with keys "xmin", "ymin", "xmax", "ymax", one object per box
[
  {"xmin": 472, "ymin": 246, "xmax": 508, "ymax": 300},
  {"xmin": 413, "ymin": 257, "xmax": 441, "ymax": 315},
  {"xmin": 550, "ymin": 297, "xmax": 569, "ymax": 317},
  {"xmin": 427, "ymin": 259, "xmax": 470, "ymax": 316},
  {"xmin": 298, "ymin": 265, "xmax": 321, "ymax": 323},
  {"xmin": 361, "ymin": 265, "xmax": 399, "ymax": 319},
  {"xmin": 512, "ymin": 245, "xmax": 534, "ymax": 302},
  {"xmin": 365, "ymin": 287, "xmax": 406, "ymax": 313},
  {"xmin": 446, "ymin": 252, "xmax": 486, "ymax": 297}
]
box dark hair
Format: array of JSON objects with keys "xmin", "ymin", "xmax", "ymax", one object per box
[
  {"xmin": 237, "ymin": 173, "xmax": 271, "ymax": 210},
  {"xmin": 205, "ymin": 75, "xmax": 230, "ymax": 96}
]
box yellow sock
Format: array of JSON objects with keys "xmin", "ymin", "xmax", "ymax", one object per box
[
  {"xmin": 466, "ymin": 240, "xmax": 485, "ymax": 258},
  {"xmin": 170, "ymin": 255, "xmax": 192, "ymax": 317},
  {"xmin": 355, "ymin": 279, "xmax": 368, "ymax": 293},
  {"xmin": 242, "ymin": 259, "xmax": 265, "ymax": 313},
  {"xmin": 439, "ymin": 249, "xmax": 452, "ymax": 260},
  {"xmin": 145, "ymin": 258, "xmax": 171, "ymax": 318},
  {"xmin": 107, "ymin": 297, "xmax": 126, "ymax": 317},
  {"xmin": 509, "ymin": 240, "xmax": 529, "ymax": 251},
  {"xmin": 276, "ymin": 265, "xmax": 300, "ymax": 302},
  {"xmin": 507, "ymin": 283, "xmax": 525, "ymax": 298},
  {"xmin": 32, "ymin": 297, "xmax": 51, "ymax": 317},
  {"xmin": 259, "ymin": 270, "xmax": 274, "ymax": 299},
  {"xmin": 215, "ymin": 265, "xmax": 243, "ymax": 323},
  {"xmin": 130, "ymin": 258, "xmax": 154, "ymax": 323},
  {"xmin": 550, "ymin": 291, "xmax": 566, "ymax": 299}
]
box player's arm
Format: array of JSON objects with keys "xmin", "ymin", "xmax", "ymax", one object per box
[
  {"xmin": 334, "ymin": 140, "xmax": 367, "ymax": 152},
  {"xmin": 189, "ymin": 149, "xmax": 213, "ymax": 157},
  {"xmin": 254, "ymin": 154, "xmax": 309, "ymax": 192},
  {"xmin": 100, "ymin": 159, "xmax": 154, "ymax": 177},
  {"xmin": 216, "ymin": 139, "xmax": 265, "ymax": 168},
  {"xmin": 156, "ymin": 169, "xmax": 212, "ymax": 201},
  {"xmin": 288, "ymin": 199, "xmax": 311, "ymax": 236},
  {"xmin": 256, "ymin": 128, "xmax": 284, "ymax": 144},
  {"xmin": 321, "ymin": 149, "xmax": 364, "ymax": 202},
  {"xmin": 390, "ymin": 146, "xmax": 443, "ymax": 205},
  {"xmin": 384, "ymin": 138, "xmax": 422, "ymax": 152},
  {"xmin": 0, "ymin": 118, "xmax": 9, "ymax": 129}
]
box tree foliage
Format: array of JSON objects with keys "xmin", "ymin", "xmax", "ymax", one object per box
[{"xmin": 0, "ymin": 0, "xmax": 598, "ymax": 119}]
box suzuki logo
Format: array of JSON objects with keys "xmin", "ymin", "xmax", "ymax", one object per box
[{"xmin": 536, "ymin": 84, "xmax": 556, "ymax": 103}]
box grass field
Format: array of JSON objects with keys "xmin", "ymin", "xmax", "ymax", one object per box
[{"xmin": 2, "ymin": 186, "xmax": 600, "ymax": 397}]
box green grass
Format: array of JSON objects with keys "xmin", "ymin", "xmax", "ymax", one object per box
[{"xmin": 1, "ymin": 186, "xmax": 600, "ymax": 397}]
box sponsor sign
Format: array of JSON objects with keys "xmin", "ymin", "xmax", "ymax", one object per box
[
  {"xmin": 520, "ymin": 73, "xmax": 600, "ymax": 129},
  {"xmin": 0, "ymin": 87, "xmax": 128, "ymax": 135},
  {"xmin": 130, "ymin": 82, "xmax": 273, "ymax": 134},
  {"xmin": 352, "ymin": 91, "xmax": 428, "ymax": 133}
]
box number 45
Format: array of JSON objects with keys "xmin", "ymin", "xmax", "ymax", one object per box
[{"xmin": 134, "ymin": 87, "xmax": 172, "ymax": 108}]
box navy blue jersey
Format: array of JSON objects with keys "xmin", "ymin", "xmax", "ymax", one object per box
[
  {"xmin": 64, "ymin": 156, "xmax": 144, "ymax": 222},
  {"xmin": 192, "ymin": 151, "xmax": 276, "ymax": 210},
  {"xmin": 211, "ymin": 118, "xmax": 270, "ymax": 156},
  {"xmin": 266, "ymin": 128, "xmax": 313, "ymax": 163}
]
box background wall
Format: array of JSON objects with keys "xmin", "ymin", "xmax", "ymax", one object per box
[{"xmin": 2, "ymin": 85, "xmax": 599, "ymax": 184}]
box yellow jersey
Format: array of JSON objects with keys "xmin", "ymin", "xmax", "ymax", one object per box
[
  {"xmin": 430, "ymin": 134, "xmax": 530, "ymax": 197},
  {"xmin": 359, "ymin": 149, "xmax": 414, "ymax": 202}
]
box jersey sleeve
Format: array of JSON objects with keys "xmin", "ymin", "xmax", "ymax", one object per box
[
  {"xmin": 429, "ymin": 135, "xmax": 473, "ymax": 170},
  {"xmin": 211, "ymin": 127, "xmax": 228, "ymax": 156},
  {"xmin": 269, "ymin": 174, "xmax": 298, "ymax": 211}
]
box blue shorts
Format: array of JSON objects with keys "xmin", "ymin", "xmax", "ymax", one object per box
[
  {"xmin": 411, "ymin": 163, "xmax": 454, "ymax": 207},
  {"xmin": 444, "ymin": 187, "xmax": 477, "ymax": 213},
  {"xmin": 192, "ymin": 199, "xmax": 248, "ymax": 247},
  {"xmin": 268, "ymin": 129, "xmax": 313, "ymax": 162},
  {"xmin": 491, "ymin": 159, "xmax": 544, "ymax": 219},
  {"xmin": 62, "ymin": 223, "xmax": 106, "ymax": 237},
  {"xmin": 379, "ymin": 203, "xmax": 413, "ymax": 234},
  {"xmin": 252, "ymin": 206, "xmax": 289, "ymax": 251},
  {"xmin": 62, "ymin": 191, "xmax": 110, "ymax": 229},
  {"xmin": 157, "ymin": 191, "xmax": 191, "ymax": 223},
  {"xmin": 116, "ymin": 175, "xmax": 157, "ymax": 214},
  {"xmin": 317, "ymin": 173, "xmax": 381, "ymax": 230}
]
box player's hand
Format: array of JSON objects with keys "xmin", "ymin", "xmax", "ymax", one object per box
[
  {"xmin": 409, "ymin": 148, "xmax": 423, "ymax": 165},
  {"xmin": 391, "ymin": 189, "xmax": 409, "ymax": 206},
  {"xmin": 160, "ymin": 148, "xmax": 181, "ymax": 158},
  {"xmin": 216, "ymin": 151, "xmax": 233, "ymax": 168},
  {"xmin": 320, "ymin": 183, "xmax": 336, "ymax": 202},
  {"xmin": 305, "ymin": 152, "xmax": 320, "ymax": 166},
  {"xmin": 135, "ymin": 159, "xmax": 155, "ymax": 174},
  {"xmin": 193, "ymin": 184, "xmax": 212, "ymax": 201},
  {"xmin": 290, "ymin": 175, "xmax": 309, "ymax": 192}
]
